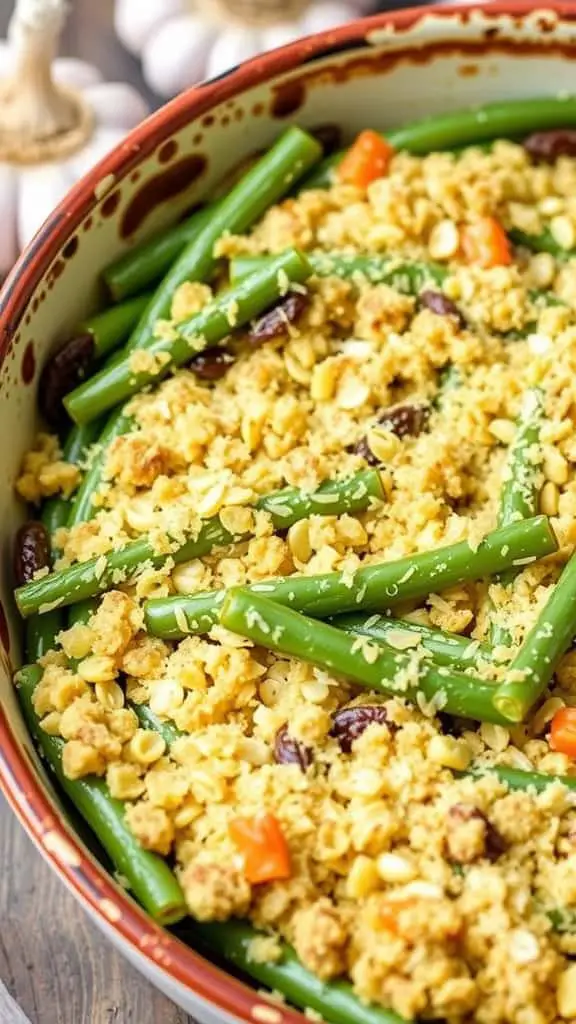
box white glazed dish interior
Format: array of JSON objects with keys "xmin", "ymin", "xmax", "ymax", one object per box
[{"xmin": 2, "ymin": 5, "xmax": 576, "ymax": 1020}]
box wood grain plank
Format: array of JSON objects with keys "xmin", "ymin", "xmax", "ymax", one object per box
[{"xmin": 0, "ymin": 795, "xmax": 195, "ymax": 1024}]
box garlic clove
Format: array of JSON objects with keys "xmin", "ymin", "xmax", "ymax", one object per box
[
  {"xmin": 0, "ymin": 163, "xmax": 19, "ymax": 274},
  {"xmin": 114, "ymin": 0, "xmax": 186, "ymax": 57},
  {"xmin": 302, "ymin": 1, "xmax": 359, "ymax": 33},
  {"xmin": 53, "ymin": 57, "xmax": 103, "ymax": 90},
  {"xmin": 17, "ymin": 162, "xmax": 73, "ymax": 248},
  {"xmin": 205, "ymin": 26, "xmax": 262, "ymax": 82},
  {"xmin": 260, "ymin": 23, "xmax": 302, "ymax": 52},
  {"xmin": 81, "ymin": 82, "xmax": 149, "ymax": 131},
  {"xmin": 142, "ymin": 15, "xmax": 216, "ymax": 98},
  {"xmin": 66, "ymin": 126, "xmax": 127, "ymax": 179}
]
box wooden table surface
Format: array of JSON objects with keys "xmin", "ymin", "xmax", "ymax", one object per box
[{"xmin": 0, "ymin": 0, "xmax": 389, "ymax": 1020}]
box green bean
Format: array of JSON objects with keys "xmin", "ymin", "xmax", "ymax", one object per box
[
  {"xmin": 65, "ymin": 249, "xmax": 313, "ymax": 425},
  {"xmin": 130, "ymin": 702, "xmax": 183, "ymax": 748},
  {"xmin": 220, "ymin": 589, "xmax": 508, "ymax": 723},
  {"xmin": 299, "ymin": 96, "xmax": 576, "ymax": 190},
  {"xmin": 229, "ymin": 251, "xmax": 446, "ymax": 292},
  {"xmin": 335, "ymin": 612, "xmax": 493, "ymax": 671},
  {"xmin": 508, "ymin": 227, "xmax": 575, "ymax": 260},
  {"xmin": 190, "ymin": 920, "xmax": 407, "ymax": 1024},
  {"xmin": 16, "ymin": 469, "xmax": 381, "ymax": 617},
  {"xmin": 467, "ymin": 763, "xmax": 576, "ymax": 794},
  {"xmin": 103, "ymin": 207, "xmax": 214, "ymax": 302},
  {"xmin": 80, "ymin": 294, "xmax": 152, "ymax": 358},
  {"xmin": 490, "ymin": 388, "xmax": 544, "ymax": 648},
  {"xmin": 16, "ymin": 663, "xmax": 187, "ymax": 924},
  {"xmin": 121, "ymin": 127, "xmax": 321, "ymax": 355},
  {"xmin": 493, "ymin": 550, "xmax": 576, "ymax": 723},
  {"xmin": 144, "ymin": 516, "xmax": 557, "ymax": 639},
  {"xmin": 66, "ymin": 408, "xmax": 135, "ymax": 526}
]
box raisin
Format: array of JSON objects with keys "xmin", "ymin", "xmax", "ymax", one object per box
[
  {"xmin": 420, "ymin": 290, "xmax": 466, "ymax": 327},
  {"xmin": 249, "ymin": 292, "xmax": 309, "ymax": 345},
  {"xmin": 14, "ymin": 521, "xmax": 51, "ymax": 587},
  {"xmin": 447, "ymin": 803, "xmax": 505, "ymax": 863},
  {"xmin": 378, "ymin": 402, "xmax": 430, "ymax": 439},
  {"xmin": 274, "ymin": 725, "xmax": 314, "ymax": 770},
  {"xmin": 39, "ymin": 333, "xmax": 95, "ymax": 429},
  {"xmin": 523, "ymin": 129, "xmax": 576, "ymax": 163},
  {"xmin": 190, "ymin": 348, "xmax": 235, "ymax": 381},
  {"xmin": 312, "ymin": 123, "xmax": 342, "ymax": 155},
  {"xmin": 330, "ymin": 704, "xmax": 391, "ymax": 753},
  {"xmin": 353, "ymin": 435, "xmax": 380, "ymax": 467}
]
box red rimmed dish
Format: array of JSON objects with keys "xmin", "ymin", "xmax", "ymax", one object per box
[{"xmin": 2, "ymin": 4, "xmax": 576, "ymax": 1019}]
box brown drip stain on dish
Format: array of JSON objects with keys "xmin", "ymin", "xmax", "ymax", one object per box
[
  {"xmin": 62, "ymin": 235, "xmax": 79, "ymax": 259},
  {"xmin": 120, "ymin": 154, "xmax": 207, "ymax": 238},
  {"xmin": 0, "ymin": 600, "xmax": 10, "ymax": 654},
  {"xmin": 158, "ymin": 139, "xmax": 178, "ymax": 164},
  {"xmin": 458, "ymin": 62, "xmax": 480, "ymax": 77},
  {"xmin": 252, "ymin": 102, "xmax": 264, "ymax": 116},
  {"xmin": 192, "ymin": 132, "xmax": 203, "ymax": 145},
  {"xmin": 202, "ymin": 113, "xmax": 215, "ymax": 127},
  {"xmin": 130, "ymin": 170, "xmax": 141, "ymax": 183},
  {"xmin": 271, "ymin": 79, "xmax": 306, "ymax": 118},
  {"xmin": 101, "ymin": 189, "xmax": 121, "ymax": 218},
  {"xmin": 21, "ymin": 340, "xmax": 35, "ymax": 384},
  {"xmin": 83, "ymin": 215, "xmax": 93, "ymax": 232},
  {"xmin": 46, "ymin": 258, "xmax": 65, "ymax": 288}
]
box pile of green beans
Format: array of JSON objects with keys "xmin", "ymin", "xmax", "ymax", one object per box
[
  {"xmin": 144, "ymin": 516, "xmax": 557, "ymax": 642},
  {"xmin": 15, "ymin": 98, "xmax": 576, "ymax": 1024}
]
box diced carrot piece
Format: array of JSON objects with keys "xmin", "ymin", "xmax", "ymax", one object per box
[
  {"xmin": 550, "ymin": 707, "xmax": 576, "ymax": 757},
  {"xmin": 229, "ymin": 812, "xmax": 292, "ymax": 884},
  {"xmin": 378, "ymin": 896, "xmax": 418, "ymax": 934},
  {"xmin": 338, "ymin": 130, "xmax": 395, "ymax": 188},
  {"xmin": 461, "ymin": 217, "xmax": 512, "ymax": 268}
]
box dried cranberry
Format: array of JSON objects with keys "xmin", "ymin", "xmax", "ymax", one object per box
[
  {"xmin": 14, "ymin": 521, "xmax": 51, "ymax": 587},
  {"xmin": 274, "ymin": 725, "xmax": 314, "ymax": 770},
  {"xmin": 523, "ymin": 129, "xmax": 576, "ymax": 163},
  {"xmin": 420, "ymin": 290, "xmax": 466, "ymax": 328},
  {"xmin": 312, "ymin": 124, "xmax": 342, "ymax": 155},
  {"xmin": 378, "ymin": 402, "xmax": 430, "ymax": 439},
  {"xmin": 330, "ymin": 705, "xmax": 391, "ymax": 753},
  {"xmin": 249, "ymin": 292, "xmax": 309, "ymax": 345},
  {"xmin": 39, "ymin": 333, "xmax": 95, "ymax": 429},
  {"xmin": 447, "ymin": 803, "xmax": 505, "ymax": 862},
  {"xmin": 190, "ymin": 348, "xmax": 235, "ymax": 381}
]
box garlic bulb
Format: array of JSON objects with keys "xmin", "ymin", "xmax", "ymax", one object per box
[
  {"xmin": 115, "ymin": 0, "xmax": 372, "ymax": 99},
  {"xmin": 0, "ymin": 0, "xmax": 149, "ymax": 275}
]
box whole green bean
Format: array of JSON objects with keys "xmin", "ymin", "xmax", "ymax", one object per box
[
  {"xmin": 335, "ymin": 612, "xmax": 493, "ymax": 671},
  {"xmin": 220, "ymin": 588, "xmax": 508, "ymax": 723},
  {"xmin": 80, "ymin": 293, "xmax": 152, "ymax": 358},
  {"xmin": 493, "ymin": 550, "xmax": 576, "ymax": 723},
  {"xmin": 16, "ymin": 469, "xmax": 381, "ymax": 617},
  {"xmin": 103, "ymin": 206, "xmax": 214, "ymax": 302},
  {"xmin": 229, "ymin": 251, "xmax": 446, "ymax": 291},
  {"xmin": 299, "ymin": 96, "xmax": 576, "ymax": 190},
  {"xmin": 65, "ymin": 249, "xmax": 313, "ymax": 425},
  {"xmin": 490, "ymin": 388, "xmax": 544, "ymax": 648},
  {"xmin": 16, "ymin": 663, "xmax": 187, "ymax": 924},
  {"xmin": 121, "ymin": 127, "xmax": 321, "ymax": 355},
  {"xmin": 67, "ymin": 408, "xmax": 135, "ymax": 526},
  {"xmin": 191, "ymin": 920, "xmax": 407, "ymax": 1024},
  {"xmin": 144, "ymin": 516, "xmax": 558, "ymax": 639}
]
